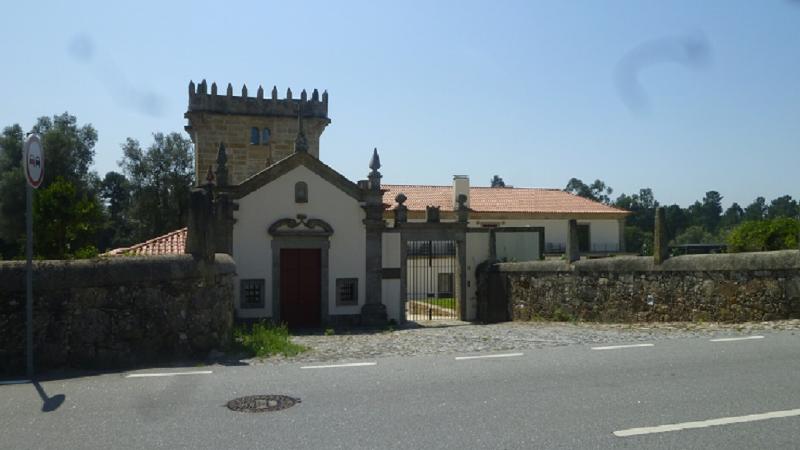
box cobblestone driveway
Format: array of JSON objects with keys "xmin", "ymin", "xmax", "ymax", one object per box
[{"xmin": 258, "ymin": 320, "xmax": 800, "ymax": 365}]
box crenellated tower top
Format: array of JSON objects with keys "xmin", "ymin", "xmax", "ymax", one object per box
[{"xmin": 187, "ymin": 79, "xmax": 328, "ymax": 119}]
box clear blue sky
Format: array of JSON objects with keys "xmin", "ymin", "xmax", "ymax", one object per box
[{"xmin": 1, "ymin": 0, "xmax": 798, "ymax": 208}]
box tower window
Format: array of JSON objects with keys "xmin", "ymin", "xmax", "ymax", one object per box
[
  {"xmin": 262, "ymin": 128, "xmax": 271, "ymax": 145},
  {"xmin": 250, "ymin": 127, "xmax": 260, "ymax": 145}
]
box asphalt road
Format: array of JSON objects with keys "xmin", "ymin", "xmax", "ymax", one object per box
[{"xmin": 1, "ymin": 331, "xmax": 799, "ymax": 449}]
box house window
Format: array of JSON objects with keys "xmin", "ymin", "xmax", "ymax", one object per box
[
  {"xmin": 336, "ymin": 278, "xmax": 358, "ymax": 306},
  {"xmin": 262, "ymin": 128, "xmax": 271, "ymax": 145},
  {"xmin": 295, "ymin": 181, "xmax": 308, "ymax": 203},
  {"xmin": 578, "ymin": 224, "xmax": 591, "ymax": 253},
  {"xmin": 437, "ymin": 273, "xmax": 454, "ymax": 298},
  {"xmin": 250, "ymin": 127, "xmax": 260, "ymax": 145},
  {"xmin": 240, "ymin": 279, "xmax": 265, "ymax": 309}
]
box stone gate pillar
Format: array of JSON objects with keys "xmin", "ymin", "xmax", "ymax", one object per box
[{"xmin": 361, "ymin": 148, "xmax": 388, "ymax": 326}]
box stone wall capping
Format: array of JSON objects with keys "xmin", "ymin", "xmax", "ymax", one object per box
[
  {"xmin": 494, "ymin": 250, "xmax": 800, "ymax": 274},
  {"xmin": 0, "ymin": 254, "xmax": 235, "ymax": 292}
]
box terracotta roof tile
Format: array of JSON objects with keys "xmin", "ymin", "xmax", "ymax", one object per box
[
  {"xmin": 102, "ymin": 227, "xmax": 187, "ymax": 256},
  {"xmin": 382, "ymin": 185, "xmax": 628, "ymax": 215}
]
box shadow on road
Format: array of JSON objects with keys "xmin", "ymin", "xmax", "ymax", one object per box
[{"xmin": 33, "ymin": 381, "xmax": 65, "ymax": 412}]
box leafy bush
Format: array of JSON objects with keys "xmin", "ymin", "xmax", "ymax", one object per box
[
  {"xmin": 727, "ymin": 218, "xmax": 800, "ymax": 252},
  {"xmin": 233, "ymin": 322, "xmax": 308, "ymax": 358}
]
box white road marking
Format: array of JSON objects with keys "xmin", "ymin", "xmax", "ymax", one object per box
[
  {"xmin": 455, "ymin": 352, "xmax": 524, "ymax": 360},
  {"xmin": 710, "ymin": 335, "xmax": 764, "ymax": 342},
  {"xmin": 301, "ymin": 362, "xmax": 377, "ymax": 369},
  {"xmin": 591, "ymin": 343, "xmax": 654, "ymax": 351},
  {"xmin": 124, "ymin": 370, "xmax": 213, "ymax": 378},
  {"xmin": 613, "ymin": 408, "xmax": 800, "ymax": 437},
  {"xmin": 0, "ymin": 379, "xmax": 31, "ymax": 385}
]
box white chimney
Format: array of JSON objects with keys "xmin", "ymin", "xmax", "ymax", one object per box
[{"xmin": 453, "ymin": 175, "xmax": 469, "ymax": 208}]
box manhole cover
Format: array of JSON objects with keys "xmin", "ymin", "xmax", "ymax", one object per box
[{"xmin": 226, "ymin": 395, "xmax": 300, "ymax": 413}]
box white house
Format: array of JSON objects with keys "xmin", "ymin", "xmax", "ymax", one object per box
[{"xmin": 107, "ymin": 81, "xmax": 629, "ymax": 327}]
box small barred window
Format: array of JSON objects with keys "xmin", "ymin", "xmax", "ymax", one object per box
[
  {"xmin": 250, "ymin": 127, "xmax": 260, "ymax": 145},
  {"xmin": 240, "ymin": 279, "xmax": 265, "ymax": 309},
  {"xmin": 336, "ymin": 278, "xmax": 358, "ymax": 306}
]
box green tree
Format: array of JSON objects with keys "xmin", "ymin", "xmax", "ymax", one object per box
[
  {"xmin": 767, "ymin": 195, "xmax": 798, "ymax": 219},
  {"xmin": 490, "ymin": 175, "xmax": 506, "ymax": 188},
  {"xmin": 671, "ymin": 225, "xmax": 719, "ymax": 245},
  {"xmin": 0, "ymin": 114, "xmax": 101, "ymax": 259},
  {"xmin": 727, "ymin": 218, "xmax": 800, "ymax": 252},
  {"xmin": 119, "ymin": 132, "xmax": 194, "ymax": 241},
  {"xmin": 564, "ymin": 178, "xmax": 613, "ymax": 204},
  {"xmin": 33, "ymin": 177, "xmax": 103, "ymax": 258},
  {"xmin": 700, "ymin": 191, "xmax": 723, "ymax": 232},
  {"xmin": 0, "ymin": 124, "xmax": 26, "ymax": 257},
  {"xmin": 720, "ymin": 202, "xmax": 744, "ymax": 229},
  {"xmin": 98, "ymin": 171, "xmax": 132, "ymax": 249},
  {"xmin": 743, "ymin": 197, "xmax": 767, "ymax": 222}
]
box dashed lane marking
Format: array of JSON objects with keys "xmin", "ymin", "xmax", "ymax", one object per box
[
  {"xmin": 125, "ymin": 370, "xmax": 213, "ymax": 378},
  {"xmin": 591, "ymin": 343, "xmax": 654, "ymax": 351},
  {"xmin": 614, "ymin": 408, "xmax": 800, "ymax": 437},
  {"xmin": 301, "ymin": 362, "xmax": 377, "ymax": 369},
  {"xmin": 455, "ymin": 353, "xmax": 524, "ymax": 360},
  {"xmin": 710, "ymin": 335, "xmax": 765, "ymax": 342}
]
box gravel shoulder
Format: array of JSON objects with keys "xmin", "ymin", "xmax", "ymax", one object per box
[{"xmin": 254, "ymin": 319, "xmax": 800, "ymax": 365}]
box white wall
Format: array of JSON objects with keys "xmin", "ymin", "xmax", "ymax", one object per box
[
  {"xmin": 232, "ymin": 165, "xmax": 366, "ymax": 319},
  {"xmin": 467, "ymin": 219, "xmax": 621, "ymax": 253},
  {"xmin": 585, "ymin": 220, "xmax": 620, "ymax": 252},
  {"xmin": 494, "ymin": 231, "xmax": 540, "ymax": 262}
]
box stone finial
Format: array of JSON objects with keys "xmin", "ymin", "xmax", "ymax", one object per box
[
  {"xmin": 241, "ymin": 84, "xmax": 248, "ymax": 97},
  {"xmin": 368, "ymin": 148, "xmax": 382, "ymax": 190},
  {"xmin": 272, "ymin": 85, "xmax": 278, "ymax": 100},
  {"xmin": 394, "ymin": 193, "xmax": 408, "ymax": 224},
  {"xmin": 301, "ymin": 89, "xmax": 307, "ymax": 101},
  {"xmin": 211, "ymin": 82, "xmax": 218, "ymax": 96},
  {"xmin": 294, "ymin": 106, "xmax": 308, "ymax": 153},
  {"xmin": 226, "ymin": 83, "xmax": 233, "ymax": 97},
  {"xmin": 215, "ymin": 142, "xmax": 228, "ymax": 187},
  {"xmin": 312, "ymin": 89, "xmax": 319, "ymax": 101},
  {"xmin": 654, "ymin": 206, "xmax": 669, "ymax": 264},
  {"xmin": 198, "ymin": 79, "xmax": 207, "ymax": 95},
  {"xmin": 369, "ymin": 148, "xmax": 381, "ymax": 172},
  {"xmin": 257, "ymin": 85, "xmax": 264, "ymax": 100},
  {"xmin": 286, "ymin": 87, "xmax": 293, "ymax": 100},
  {"xmin": 189, "ymin": 80, "xmax": 195, "ymax": 96},
  {"xmin": 322, "ymin": 90, "xmax": 328, "ymax": 104}
]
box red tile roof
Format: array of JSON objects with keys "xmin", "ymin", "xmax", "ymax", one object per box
[
  {"xmin": 382, "ymin": 185, "xmax": 628, "ymax": 216},
  {"xmin": 102, "ymin": 227, "xmax": 187, "ymax": 256}
]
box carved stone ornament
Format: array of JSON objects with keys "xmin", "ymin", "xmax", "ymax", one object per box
[{"xmin": 268, "ymin": 214, "xmax": 334, "ymax": 237}]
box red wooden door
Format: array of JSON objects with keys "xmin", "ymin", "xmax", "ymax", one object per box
[{"xmin": 280, "ymin": 248, "xmax": 322, "ymax": 328}]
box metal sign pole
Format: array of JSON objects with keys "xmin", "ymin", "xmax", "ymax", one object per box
[{"xmin": 26, "ymin": 182, "xmax": 33, "ymax": 378}]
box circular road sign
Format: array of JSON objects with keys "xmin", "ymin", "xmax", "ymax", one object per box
[{"xmin": 23, "ymin": 134, "xmax": 44, "ymax": 189}]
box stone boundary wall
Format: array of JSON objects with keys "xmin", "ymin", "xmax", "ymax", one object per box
[
  {"xmin": 478, "ymin": 250, "xmax": 800, "ymax": 323},
  {"xmin": 0, "ymin": 254, "xmax": 236, "ymax": 374}
]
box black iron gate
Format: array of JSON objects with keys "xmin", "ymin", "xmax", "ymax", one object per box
[{"xmin": 405, "ymin": 240, "xmax": 458, "ymax": 320}]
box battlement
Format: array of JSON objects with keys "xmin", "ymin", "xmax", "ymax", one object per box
[{"xmin": 187, "ymin": 80, "xmax": 328, "ymax": 119}]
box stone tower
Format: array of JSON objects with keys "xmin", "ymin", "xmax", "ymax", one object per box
[{"xmin": 184, "ymin": 80, "xmax": 331, "ymax": 185}]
